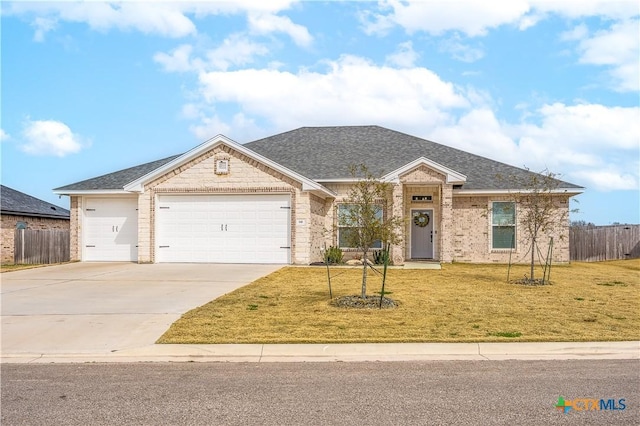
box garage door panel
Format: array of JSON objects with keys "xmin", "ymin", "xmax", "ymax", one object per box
[
  {"xmin": 157, "ymin": 194, "xmax": 290, "ymax": 264},
  {"xmin": 84, "ymin": 198, "xmax": 138, "ymax": 262}
]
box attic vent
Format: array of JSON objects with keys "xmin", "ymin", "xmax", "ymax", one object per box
[
  {"xmin": 453, "ymin": 184, "xmax": 463, "ymax": 189},
  {"xmin": 215, "ymin": 159, "xmax": 229, "ymax": 175}
]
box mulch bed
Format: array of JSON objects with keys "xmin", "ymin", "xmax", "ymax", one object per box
[
  {"xmin": 331, "ymin": 295, "xmax": 397, "ymax": 309},
  {"xmin": 512, "ymin": 278, "xmax": 551, "ymax": 286}
]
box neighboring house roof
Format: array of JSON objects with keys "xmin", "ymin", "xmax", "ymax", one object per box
[
  {"xmin": 245, "ymin": 126, "xmax": 583, "ymax": 191},
  {"xmin": 1, "ymin": 185, "xmax": 70, "ymax": 219},
  {"xmin": 53, "ymin": 125, "xmax": 583, "ymax": 193}
]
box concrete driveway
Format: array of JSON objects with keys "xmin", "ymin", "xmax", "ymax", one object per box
[{"xmin": 1, "ymin": 263, "xmax": 281, "ymax": 356}]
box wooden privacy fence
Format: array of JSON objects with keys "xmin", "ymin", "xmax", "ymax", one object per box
[
  {"xmin": 14, "ymin": 229, "xmax": 70, "ymax": 264},
  {"xmin": 570, "ymin": 224, "xmax": 640, "ymax": 262}
]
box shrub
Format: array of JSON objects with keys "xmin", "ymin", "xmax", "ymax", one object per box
[
  {"xmin": 324, "ymin": 246, "xmax": 344, "ymax": 264},
  {"xmin": 373, "ymin": 248, "xmax": 390, "ymax": 265}
]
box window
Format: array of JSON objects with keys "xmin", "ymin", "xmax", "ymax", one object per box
[
  {"xmin": 492, "ymin": 202, "xmax": 515, "ymax": 249},
  {"xmin": 16, "ymin": 221, "xmax": 27, "ymax": 230},
  {"xmin": 337, "ymin": 204, "xmax": 383, "ymax": 249}
]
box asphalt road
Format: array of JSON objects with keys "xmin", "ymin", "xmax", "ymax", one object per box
[{"xmin": 2, "ymin": 360, "xmax": 638, "ymax": 425}]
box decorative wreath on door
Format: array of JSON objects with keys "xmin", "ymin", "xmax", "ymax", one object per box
[{"xmin": 413, "ymin": 212, "xmax": 430, "ymax": 227}]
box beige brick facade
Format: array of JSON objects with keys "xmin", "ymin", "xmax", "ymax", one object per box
[
  {"xmin": 64, "ymin": 143, "xmax": 572, "ymax": 265},
  {"xmin": 1, "ymin": 214, "xmax": 69, "ymax": 264},
  {"xmin": 451, "ymin": 195, "xmax": 571, "ymax": 263},
  {"xmin": 140, "ymin": 145, "xmax": 314, "ymax": 264},
  {"xmin": 320, "ymin": 164, "xmax": 571, "ymax": 265}
]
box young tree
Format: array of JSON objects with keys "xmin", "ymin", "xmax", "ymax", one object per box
[
  {"xmin": 340, "ymin": 165, "xmax": 403, "ymax": 298},
  {"xmin": 499, "ymin": 168, "xmax": 575, "ymax": 282}
]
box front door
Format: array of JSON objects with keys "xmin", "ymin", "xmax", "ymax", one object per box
[{"xmin": 411, "ymin": 209, "xmax": 434, "ymax": 259}]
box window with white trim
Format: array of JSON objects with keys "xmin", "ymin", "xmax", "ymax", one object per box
[
  {"xmin": 337, "ymin": 203, "xmax": 383, "ymax": 249},
  {"xmin": 492, "ymin": 201, "xmax": 516, "ymax": 249}
]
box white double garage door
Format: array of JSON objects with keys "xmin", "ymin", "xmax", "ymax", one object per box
[{"xmin": 84, "ymin": 194, "xmax": 291, "ymax": 263}]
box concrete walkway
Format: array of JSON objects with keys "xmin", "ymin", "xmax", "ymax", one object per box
[{"xmin": 2, "ymin": 341, "xmax": 638, "ymax": 364}]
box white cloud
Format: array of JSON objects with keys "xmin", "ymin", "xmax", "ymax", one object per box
[
  {"xmin": 205, "ymin": 34, "xmax": 270, "ymax": 70},
  {"xmin": 153, "ymin": 34, "xmax": 638, "ymax": 192},
  {"xmin": 190, "ymin": 114, "xmax": 232, "ymax": 141},
  {"xmin": 385, "ymin": 41, "xmax": 419, "ymax": 68},
  {"xmin": 363, "ymin": 0, "xmax": 639, "ymax": 37},
  {"xmin": 573, "ymin": 19, "xmax": 640, "ymax": 92},
  {"xmin": 0, "ymin": 129, "xmax": 10, "ymax": 141},
  {"xmin": 20, "ymin": 119, "xmax": 85, "ymax": 157},
  {"xmin": 190, "ymin": 112, "xmax": 263, "ymax": 143},
  {"xmin": 430, "ymin": 109, "xmax": 518, "ymax": 161},
  {"xmin": 8, "ymin": 2, "xmax": 197, "ymax": 39},
  {"xmin": 570, "ymin": 170, "xmax": 638, "ymax": 191},
  {"xmin": 529, "ymin": 103, "xmax": 640, "ymax": 150},
  {"xmin": 361, "ymin": 0, "xmax": 532, "ymax": 37},
  {"xmin": 560, "ymin": 23, "xmax": 589, "ymax": 41},
  {"xmin": 196, "ymin": 55, "xmax": 469, "ymax": 132},
  {"xmin": 154, "ymin": 35, "xmax": 269, "ymax": 73},
  {"xmin": 5, "ymin": 1, "xmax": 304, "ymax": 40},
  {"xmin": 509, "ymin": 103, "xmax": 640, "ymax": 190},
  {"xmin": 154, "ymin": 44, "xmax": 199, "ymax": 73},
  {"xmin": 382, "ymin": 100, "xmax": 639, "ymax": 191},
  {"xmin": 530, "ymin": 0, "xmax": 639, "ymax": 20},
  {"xmin": 248, "ymin": 12, "xmax": 313, "ymax": 47},
  {"xmin": 31, "ymin": 16, "xmax": 57, "ymax": 42},
  {"xmin": 439, "ymin": 37, "xmax": 485, "ymax": 63}
]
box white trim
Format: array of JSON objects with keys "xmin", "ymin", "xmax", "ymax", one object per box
[
  {"xmin": 121, "ymin": 135, "xmax": 336, "ymax": 198},
  {"xmin": 489, "ymin": 200, "xmax": 517, "ymax": 252},
  {"xmin": 53, "ymin": 189, "xmax": 131, "ymax": 195},
  {"xmin": 381, "ymin": 157, "xmax": 467, "ymax": 184},
  {"xmin": 314, "ymin": 178, "xmax": 361, "ymax": 183},
  {"xmin": 455, "ymin": 188, "xmax": 583, "ymax": 196}
]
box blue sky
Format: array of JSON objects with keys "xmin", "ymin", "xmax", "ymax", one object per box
[{"xmin": 1, "ymin": 0, "xmax": 638, "ymax": 225}]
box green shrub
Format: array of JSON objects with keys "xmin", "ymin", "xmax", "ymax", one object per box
[
  {"xmin": 373, "ymin": 249, "xmax": 390, "ymax": 265},
  {"xmin": 324, "ymin": 246, "xmax": 344, "ymax": 264}
]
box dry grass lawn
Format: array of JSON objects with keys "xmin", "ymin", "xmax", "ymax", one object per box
[{"xmin": 158, "ymin": 260, "xmax": 640, "ymax": 344}]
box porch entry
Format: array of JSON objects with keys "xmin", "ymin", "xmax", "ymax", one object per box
[{"xmin": 410, "ymin": 209, "xmax": 434, "ymax": 259}]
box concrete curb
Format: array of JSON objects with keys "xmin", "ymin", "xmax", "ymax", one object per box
[{"xmin": 2, "ymin": 341, "xmax": 638, "ymax": 364}]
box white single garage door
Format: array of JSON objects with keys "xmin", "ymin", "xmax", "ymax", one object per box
[
  {"xmin": 156, "ymin": 194, "xmax": 291, "ymax": 264},
  {"xmin": 84, "ymin": 197, "xmax": 138, "ymax": 261}
]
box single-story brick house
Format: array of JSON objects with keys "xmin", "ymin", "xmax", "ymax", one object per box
[
  {"xmin": 54, "ymin": 126, "xmax": 583, "ymax": 265},
  {"xmin": 1, "ymin": 185, "xmax": 70, "ymax": 264}
]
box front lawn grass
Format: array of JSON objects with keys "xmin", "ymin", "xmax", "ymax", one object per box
[
  {"xmin": 157, "ymin": 260, "xmax": 640, "ymax": 344},
  {"xmin": 1, "ymin": 264, "xmax": 51, "ymax": 272}
]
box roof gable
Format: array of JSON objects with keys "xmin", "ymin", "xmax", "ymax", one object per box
[
  {"xmin": 1, "ymin": 185, "xmax": 70, "ymax": 219},
  {"xmin": 123, "ymin": 135, "xmax": 335, "ymax": 197},
  {"xmin": 381, "ymin": 157, "xmax": 467, "ymax": 184}
]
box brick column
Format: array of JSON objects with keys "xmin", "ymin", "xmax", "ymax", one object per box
[
  {"xmin": 440, "ymin": 184, "xmax": 454, "ymax": 262},
  {"xmin": 69, "ymin": 196, "xmax": 81, "ymax": 261},
  {"xmin": 391, "ymin": 183, "xmax": 405, "ymax": 265},
  {"xmin": 137, "ymin": 192, "xmax": 152, "ymax": 263}
]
